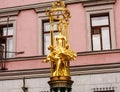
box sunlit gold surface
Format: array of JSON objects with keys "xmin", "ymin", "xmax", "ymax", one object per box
[
  {"xmin": 43, "ymin": 0, "xmax": 76, "ymax": 78},
  {"xmin": 50, "ymin": 76, "xmax": 71, "ymax": 81}
]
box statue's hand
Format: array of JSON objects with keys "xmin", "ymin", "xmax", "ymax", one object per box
[
  {"xmin": 42, "ymin": 59, "xmax": 49, "ymax": 63},
  {"xmin": 48, "ymin": 45, "xmax": 54, "ymax": 51}
]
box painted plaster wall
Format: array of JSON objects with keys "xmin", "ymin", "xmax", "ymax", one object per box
[
  {"xmin": 16, "ymin": 10, "xmax": 38, "ymax": 57},
  {"xmin": 71, "ymin": 52, "xmax": 120, "ymax": 66},
  {"xmin": 72, "ymin": 73, "xmax": 120, "ymax": 92},
  {"xmin": 6, "ymin": 59, "xmax": 50, "ymax": 70},
  {"xmin": 114, "ymin": 0, "xmax": 120, "ymax": 49},
  {"xmin": 0, "ymin": 0, "xmax": 55, "ymax": 9},
  {"xmin": 67, "ymin": 0, "xmax": 120, "ymax": 52},
  {"xmin": 67, "ymin": 3, "xmax": 87, "ymax": 52},
  {"xmin": 0, "ymin": 0, "xmax": 119, "ymax": 56},
  {"xmin": 5, "ymin": 52, "xmax": 120, "ymax": 70},
  {"xmin": 4, "ymin": 1, "xmax": 120, "ymax": 70},
  {"xmin": 15, "ymin": 3, "xmax": 87, "ymax": 57},
  {"xmin": 0, "ymin": 0, "xmax": 119, "ymax": 70},
  {"xmin": 0, "ymin": 73, "xmax": 120, "ymax": 92},
  {"xmin": 0, "ymin": 78, "xmax": 50, "ymax": 92}
]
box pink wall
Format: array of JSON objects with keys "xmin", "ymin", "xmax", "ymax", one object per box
[
  {"xmin": 67, "ymin": 3, "xmax": 87, "ymax": 52},
  {"xmin": 16, "ymin": 10, "xmax": 38, "ymax": 57},
  {"xmin": 0, "ymin": 0, "xmax": 55, "ymax": 9},
  {"xmin": 114, "ymin": 0, "xmax": 120, "ymax": 49},
  {"xmin": 15, "ymin": 2, "xmax": 87, "ymax": 57},
  {"xmin": 0, "ymin": 0, "xmax": 120, "ymax": 70},
  {"xmin": 0, "ymin": 0, "xmax": 119, "ymax": 56},
  {"xmin": 6, "ymin": 52, "xmax": 120, "ymax": 70},
  {"xmin": 6, "ymin": 59, "xmax": 50, "ymax": 70},
  {"xmin": 71, "ymin": 53, "xmax": 120, "ymax": 66}
]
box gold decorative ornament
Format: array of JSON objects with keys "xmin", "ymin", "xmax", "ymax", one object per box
[{"xmin": 43, "ymin": 0, "xmax": 76, "ymax": 79}]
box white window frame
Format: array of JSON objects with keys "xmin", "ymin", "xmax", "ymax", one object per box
[
  {"xmin": 85, "ymin": 4, "xmax": 116, "ymax": 51},
  {"xmin": 38, "ymin": 12, "xmax": 49, "ymax": 55}
]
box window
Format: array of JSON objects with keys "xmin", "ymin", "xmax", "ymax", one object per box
[
  {"xmin": 0, "ymin": 24, "xmax": 14, "ymax": 58},
  {"xmin": 94, "ymin": 91, "xmax": 114, "ymax": 92},
  {"xmin": 90, "ymin": 14, "xmax": 111, "ymax": 51},
  {"xmin": 42, "ymin": 20, "xmax": 58, "ymax": 55},
  {"xmin": 84, "ymin": 1, "xmax": 116, "ymax": 51},
  {"xmin": 93, "ymin": 87, "xmax": 115, "ymax": 92}
]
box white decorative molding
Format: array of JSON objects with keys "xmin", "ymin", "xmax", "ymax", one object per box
[
  {"xmin": 37, "ymin": 12, "xmax": 49, "ymax": 55},
  {"xmin": 0, "ymin": 11, "xmax": 19, "ymax": 17},
  {"xmin": 1, "ymin": 62, "xmax": 120, "ymax": 80},
  {"xmin": 0, "ymin": 0, "xmax": 115, "ymax": 14},
  {"xmin": 0, "ymin": 2, "xmax": 52, "ymax": 13},
  {"xmin": 83, "ymin": 0, "xmax": 115, "ymax": 7}
]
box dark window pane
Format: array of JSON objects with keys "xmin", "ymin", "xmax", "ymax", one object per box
[
  {"xmin": 0, "ymin": 24, "xmax": 14, "ymax": 58},
  {"xmin": 94, "ymin": 90, "xmax": 114, "ymax": 92},
  {"xmin": 92, "ymin": 28, "xmax": 100, "ymax": 34}
]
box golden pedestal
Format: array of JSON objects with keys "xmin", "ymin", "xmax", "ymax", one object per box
[{"xmin": 48, "ymin": 76, "xmax": 73, "ymax": 92}]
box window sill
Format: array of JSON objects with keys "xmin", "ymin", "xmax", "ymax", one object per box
[
  {"xmin": 77, "ymin": 49, "xmax": 120, "ymax": 56},
  {"xmin": 3, "ymin": 49, "xmax": 120, "ymax": 62}
]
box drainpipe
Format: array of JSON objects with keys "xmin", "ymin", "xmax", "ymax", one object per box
[{"xmin": 22, "ymin": 77, "xmax": 28, "ymax": 92}]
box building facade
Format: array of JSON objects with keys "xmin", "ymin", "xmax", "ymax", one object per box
[{"xmin": 0, "ymin": 0, "xmax": 120, "ymax": 92}]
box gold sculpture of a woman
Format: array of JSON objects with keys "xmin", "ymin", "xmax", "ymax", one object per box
[{"xmin": 43, "ymin": 0, "xmax": 76, "ymax": 79}]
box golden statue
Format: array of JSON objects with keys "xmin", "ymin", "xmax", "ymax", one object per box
[{"xmin": 43, "ymin": 0, "xmax": 76, "ymax": 78}]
